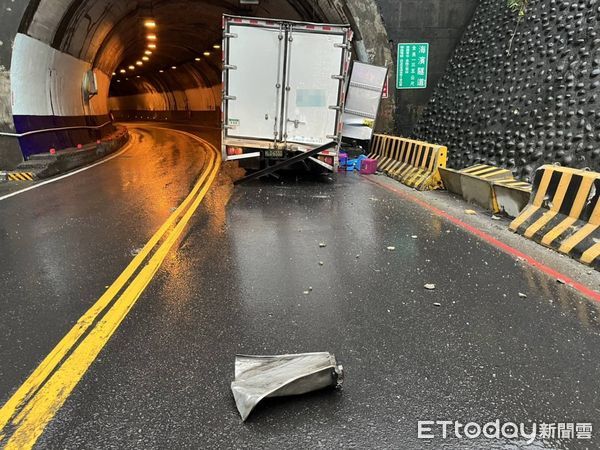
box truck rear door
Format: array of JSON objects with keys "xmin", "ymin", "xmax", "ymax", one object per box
[
  {"xmin": 226, "ymin": 23, "xmax": 283, "ymax": 141},
  {"xmin": 282, "ymin": 26, "xmax": 347, "ymax": 147}
]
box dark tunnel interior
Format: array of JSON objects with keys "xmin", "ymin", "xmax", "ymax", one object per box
[
  {"xmin": 33, "ymin": 0, "xmax": 344, "ymax": 122},
  {"xmin": 5, "ymin": 0, "xmax": 391, "ymax": 162}
]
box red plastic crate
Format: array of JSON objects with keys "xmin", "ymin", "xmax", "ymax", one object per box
[{"xmin": 359, "ymin": 158, "xmax": 377, "ymax": 174}]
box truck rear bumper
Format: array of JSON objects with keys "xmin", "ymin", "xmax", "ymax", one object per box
[
  {"xmin": 222, "ymin": 138, "xmax": 338, "ymax": 171},
  {"xmin": 225, "ymin": 152, "xmax": 261, "ymax": 161}
]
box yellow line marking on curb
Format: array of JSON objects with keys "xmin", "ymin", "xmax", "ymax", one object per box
[
  {"xmin": 7, "ymin": 173, "xmax": 34, "ymax": 181},
  {"xmin": 0, "ymin": 128, "xmax": 221, "ymax": 449}
]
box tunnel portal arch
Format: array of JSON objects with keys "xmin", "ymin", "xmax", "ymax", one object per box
[{"xmin": 0, "ymin": 0, "xmax": 394, "ymax": 167}]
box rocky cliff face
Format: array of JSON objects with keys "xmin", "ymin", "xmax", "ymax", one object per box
[{"xmin": 413, "ymin": 0, "xmax": 600, "ymax": 180}]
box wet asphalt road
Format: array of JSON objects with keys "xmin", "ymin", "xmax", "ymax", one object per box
[
  {"xmin": 0, "ymin": 125, "xmax": 213, "ymax": 398},
  {"xmin": 2, "ymin": 124, "xmax": 600, "ymax": 449}
]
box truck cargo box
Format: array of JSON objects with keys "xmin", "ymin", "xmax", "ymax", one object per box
[{"xmin": 222, "ymin": 15, "xmax": 352, "ymax": 172}]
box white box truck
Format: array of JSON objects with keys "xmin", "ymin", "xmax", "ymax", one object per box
[{"xmin": 221, "ymin": 15, "xmax": 353, "ymax": 173}]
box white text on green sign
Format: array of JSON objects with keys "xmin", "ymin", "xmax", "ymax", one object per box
[{"xmin": 397, "ymin": 43, "xmax": 429, "ymax": 89}]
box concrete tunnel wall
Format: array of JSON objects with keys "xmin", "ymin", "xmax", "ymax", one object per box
[
  {"xmin": 11, "ymin": 33, "xmax": 112, "ymax": 160},
  {"xmin": 375, "ymin": 0, "xmax": 480, "ymax": 136},
  {"xmin": 0, "ymin": 0, "xmax": 478, "ymax": 170},
  {"xmin": 108, "ymin": 61, "xmax": 223, "ymax": 124}
]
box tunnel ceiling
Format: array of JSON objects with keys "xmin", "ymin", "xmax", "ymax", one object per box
[{"xmin": 19, "ymin": 0, "xmax": 339, "ymax": 97}]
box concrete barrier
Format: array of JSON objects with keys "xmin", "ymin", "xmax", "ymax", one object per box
[
  {"xmin": 510, "ymin": 165, "xmax": 600, "ymax": 269},
  {"xmin": 493, "ymin": 179, "xmax": 533, "ymax": 218},
  {"xmin": 440, "ymin": 164, "xmax": 532, "ymax": 217},
  {"xmin": 6, "ymin": 126, "xmax": 129, "ymax": 181},
  {"xmin": 367, "ymin": 134, "xmax": 447, "ymax": 190}
]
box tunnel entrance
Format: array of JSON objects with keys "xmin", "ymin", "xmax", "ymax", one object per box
[
  {"xmin": 98, "ymin": 1, "xmax": 355, "ymax": 124},
  {"xmin": 2, "ymin": 0, "xmax": 393, "ymax": 165}
]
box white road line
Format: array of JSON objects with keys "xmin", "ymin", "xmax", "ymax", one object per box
[{"xmin": 0, "ymin": 135, "xmax": 136, "ymax": 202}]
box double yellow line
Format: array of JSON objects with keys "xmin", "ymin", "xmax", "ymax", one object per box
[{"xmin": 0, "ymin": 128, "xmax": 221, "ymax": 449}]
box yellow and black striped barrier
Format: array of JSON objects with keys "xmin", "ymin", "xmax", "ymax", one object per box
[
  {"xmin": 439, "ymin": 164, "xmax": 532, "ymax": 217},
  {"xmin": 7, "ymin": 172, "xmax": 36, "ymax": 181},
  {"xmin": 367, "ymin": 134, "xmax": 447, "ymax": 190},
  {"xmin": 460, "ymin": 164, "xmax": 514, "ymax": 180},
  {"xmin": 510, "ymin": 165, "xmax": 600, "ymax": 270}
]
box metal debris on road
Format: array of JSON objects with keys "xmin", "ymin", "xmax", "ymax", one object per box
[
  {"xmin": 319, "ymin": 261, "xmax": 324, "ymax": 266},
  {"xmin": 433, "ymin": 302, "xmax": 441, "ymax": 307},
  {"xmin": 518, "ymin": 292, "xmax": 527, "ymax": 298},
  {"xmin": 465, "ymin": 209, "xmax": 477, "ymax": 215},
  {"xmin": 319, "ymin": 242, "xmax": 327, "ymax": 248},
  {"xmin": 230, "ymin": 352, "xmax": 344, "ymax": 421},
  {"xmin": 387, "ymin": 246, "xmax": 396, "ymax": 251},
  {"xmin": 424, "ymin": 284, "xmax": 436, "ymax": 290},
  {"xmin": 491, "ymin": 215, "xmax": 501, "ymax": 221},
  {"xmin": 556, "ymin": 278, "xmax": 566, "ymax": 284}
]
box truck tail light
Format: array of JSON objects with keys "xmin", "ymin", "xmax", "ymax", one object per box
[
  {"xmin": 227, "ymin": 146, "xmax": 243, "ymax": 156},
  {"xmin": 317, "ymin": 156, "xmax": 334, "ymax": 166}
]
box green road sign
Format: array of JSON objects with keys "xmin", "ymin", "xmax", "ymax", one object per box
[{"xmin": 397, "ymin": 43, "xmax": 429, "ymax": 89}]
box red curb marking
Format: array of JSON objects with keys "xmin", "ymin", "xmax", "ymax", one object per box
[{"xmin": 365, "ymin": 176, "xmax": 600, "ymax": 303}]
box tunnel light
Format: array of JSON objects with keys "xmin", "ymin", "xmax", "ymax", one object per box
[
  {"xmin": 144, "ymin": 20, "xmax": 156, "ymax": 28},
  {"xmin": 128, "ymin": 65, "xmax": 135, "ymax": 70},
  {"xmin": 195, "ymin": 57, "xmax": 201, "ymax": 61},
  {"xmin": 171, "ymin": 66, "xmax": 177, "ymax": 69},
  {"xmin": 145, "ymin": 50, "xmax": 153, "ymax": 55},
  {"xmin": 112, "ymin": 72, "xmax": 116, "ymax": 76},
  {"xmin": 203, "ymin": 51, "xmax": 211, "ymax": 56},
  {"xmin": 148, "ymin": 43, "xmax": 157, "ymax": 49},
  {"xmin": 117, "ymin": 79, "xmax": 121, "ymax": 83},
  {"xmin": 136, "ymin": 61, "xmax": 143, "ymax": 66},
  {"xmin": 213, "ymin": 44, "xmax": 221, "ymax": 49},
  {"xmin": 146, "ymin": 34, "xmax": 157, "ymax": 41},
  {"xmin": 159, "ymin": 69, "xmax": 164, "ymax": 73},
  {"xmin": 142, "ymin": 56, "xmax": 150, "ymax": 61},
  {"xmin": 136, "ymin": 75, "xmax": 141, "ymax": 78},
  {"xmin": 120, "ymin": 69, "xmax": 126, "ymax": 73}
]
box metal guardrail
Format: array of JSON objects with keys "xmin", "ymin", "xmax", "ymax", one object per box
[{"xmin": 0, "ymin": 121, "xmax": 112, "ymax": 138}]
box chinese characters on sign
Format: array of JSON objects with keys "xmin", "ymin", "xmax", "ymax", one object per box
[{"xmin": 396, "ymin": 43, "xmax": 429, "ymax": 89}]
